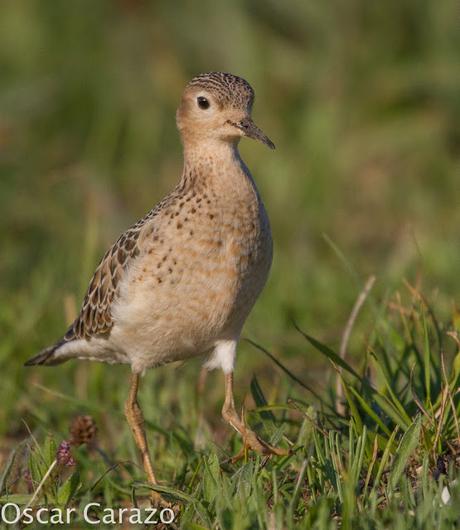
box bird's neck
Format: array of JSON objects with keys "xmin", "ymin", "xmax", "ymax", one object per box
[{"xmin": 179, "ymin": 141, "xmax": 255, "ymax": 196}]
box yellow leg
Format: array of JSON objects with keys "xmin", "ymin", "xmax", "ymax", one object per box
[
  {"xmin": 221, "ymin": 372, "xmax": 288, "ymax": 461},
  {"xmin": 124, "ymin": 374, "xmax": 162, "ymax": 504}
]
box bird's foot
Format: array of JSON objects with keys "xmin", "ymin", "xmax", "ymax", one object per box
[
  {"xmin": 230, "ymin": 426, "xmax": 289, "ymax": 463},
  {"xmin": 134, "ymin": 488, "xmax": 169, "ymax": 509},
  {"xmin": 222, "ymin": 373, "xmax": 289, "ymax": 463},
  {"xmin": 148, "ymin": 490, "xmax": 169, "ymax": 508},
  {"xmin": 225, "ymin": 408, "xmax": 289, "ymax": 463}
]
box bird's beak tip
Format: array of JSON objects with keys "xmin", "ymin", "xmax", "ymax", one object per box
[{"xmin": 231, "ymin": 118, "xmax": 276, "ymax": 151}]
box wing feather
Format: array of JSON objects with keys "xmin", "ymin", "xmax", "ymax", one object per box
[{"xmin": 64, "ymin": 207, "xmax": 161, "ymax": 342}]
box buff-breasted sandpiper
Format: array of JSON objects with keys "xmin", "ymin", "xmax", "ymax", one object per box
[{"xmin": 25, "ymin": 72, "xmax": 287, "ymax": 502}]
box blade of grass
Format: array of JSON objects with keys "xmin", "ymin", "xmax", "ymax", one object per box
[
  {"xmin": 250, "ymin": 375, "xmax": 276, "ymax": 422},
  {"xmin": 245, "ymin": 338, "xmax": 332, "ymax": 409},
  {"xmin": 294, "ymin": 323, "xmax": 361, "ymax": 380},
  {"xmin": 134, "ymin": 482, "xmax": 195, "ymax": 504},
  {"xmin": 337, "ymin": 275, "xmax": 376, "ymax": 414},
  {"xmin": 388, "ymin": 415, "xmax": 422, "ymax": 491},
  {"xmin": 341, "ymin": 377, "xmax": 363, "ymax": 433},
  {"xmin": 369, "ymin": 352, "xmax": 413, "ymax": 427},
  {"xmin": 349, "ymin": 387, "xmax": 391, "ymax": 437},
  {"xmin": 371, "ymin": 393, "xmax": 411, "ymax": 431},
  {"xmin": 422, "ymin": 308, "xmax": 432, "ymax": 406},
  {"xmin": 372, "ymin": 426, "xmax": 399, "ymax": 494}
]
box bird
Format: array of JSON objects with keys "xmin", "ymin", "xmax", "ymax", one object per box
[{"xmin": 25, "ymin": 72, "xmax": 287, "ymax": 502}]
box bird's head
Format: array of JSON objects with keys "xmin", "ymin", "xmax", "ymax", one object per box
[{"xmin": 176, "ymin": 72, "xmax": 275, "ymax": 150}]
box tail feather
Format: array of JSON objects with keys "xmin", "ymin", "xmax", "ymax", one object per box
[{"xmin": 24, "ymin": 340, "xmax": 68, "ymax": 367}]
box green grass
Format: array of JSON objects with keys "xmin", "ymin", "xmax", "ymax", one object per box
[
  {"xmin": 2, "ymin": 289, "xmax": 460, "ymax": 528},
  {"xmin": 0, "ymin": 0, "xmax": 459, "ymax": 528}
]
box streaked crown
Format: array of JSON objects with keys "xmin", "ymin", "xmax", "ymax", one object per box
[{"xmin": 187, "ymin": 72, "xmax": 255, "ymax": 109}]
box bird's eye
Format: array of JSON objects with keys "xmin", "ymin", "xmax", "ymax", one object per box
[{"xmin": 197, "ymin": 96, "xmax": 210, "ymax": 110}]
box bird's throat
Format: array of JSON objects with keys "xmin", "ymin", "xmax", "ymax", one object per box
[{"xmin": 180, "ymin": 141, "xmax": 253, "ymax": 195}]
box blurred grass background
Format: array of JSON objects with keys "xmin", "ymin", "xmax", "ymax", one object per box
[{"xmin": 0, "ymin": 0, "xmax": 459, "ymax": 464}]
